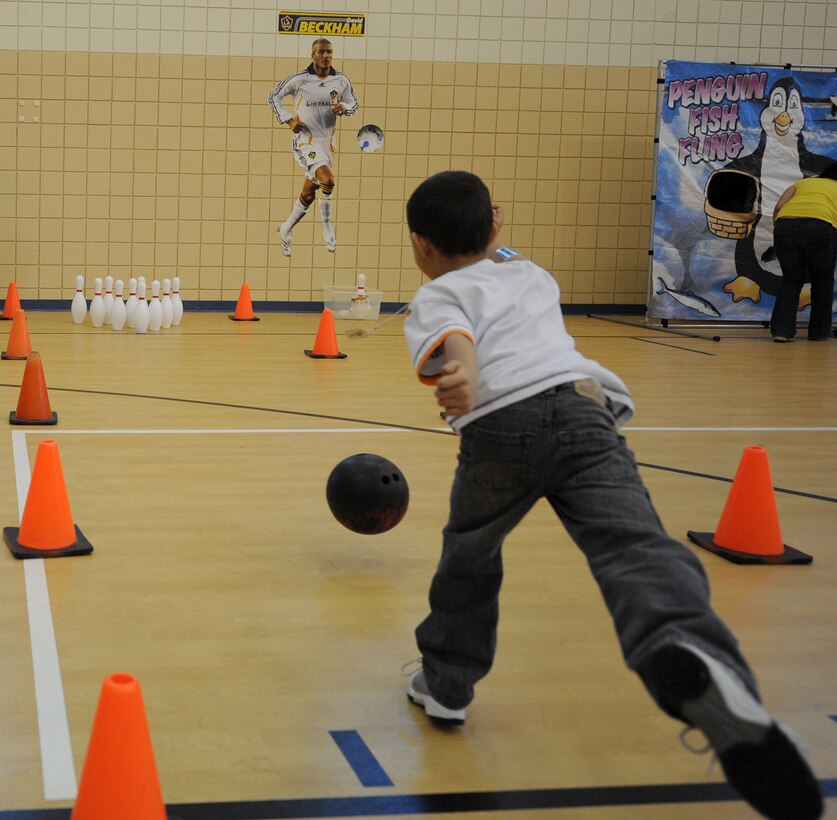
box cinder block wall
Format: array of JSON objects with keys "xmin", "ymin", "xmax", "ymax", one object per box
[{"xmin": 1, "ymin": 1, "xmax": 835, "ymax": 305}]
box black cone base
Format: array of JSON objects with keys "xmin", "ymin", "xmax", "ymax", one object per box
[
  {"xmin": 687, "ymin": 531, "xmax": 812, "ymax": 565},
  {"xmin": 9, "ymin": 411, "xmax": 58, "ymax": 425},
  {"xmin": 304, "ymin": 349, "xmax": 347, "ymax": 359},
  {"xmin": 228, "ymin": 315, "xmax": 260, "ymax": 321},
  {"xmin": 4, "ymin": 525, "xmax": 94, "ymax": 559}
]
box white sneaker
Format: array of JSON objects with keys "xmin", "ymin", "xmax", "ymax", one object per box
[
  {"xmin": 278, "ymin": 226, "xmax": 292, "ymax": 257},
  {"xmin": 645, "ymin": 643, "xmax": 823, "ymax": 820},
  {"xmin": 323, "ymin": 225, "xmax": 336, "ymax": 252},
  {"xmin": 407, "ymin": 669, "xmax": 466, "ymax": 725}
]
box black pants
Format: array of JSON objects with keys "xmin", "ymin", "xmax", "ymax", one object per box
[{"xmin": 770, "ymin": 217, "xmax": 836, "ymax": 340}]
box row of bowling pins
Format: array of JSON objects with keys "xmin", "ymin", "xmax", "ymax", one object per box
[{"xmin": 73, "ymin": 275, "xmax": 183, "ymax": 333}]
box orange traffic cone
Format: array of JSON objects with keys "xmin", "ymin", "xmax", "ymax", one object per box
[
  {"xmin": 304, "ymin": 309, "xmax": 347, "ymax": 359},
  {"xmin": 2, "ymin": 308, "xmax": 33, "ymax": 360},
  {"xmin": 688, "ymin": 446, "xmax": 812, "ymax": 564},
  {"xmin": 1, "ymin": 282, "xmax": 21, "ymax": 320},
  {"xmin": 10, "ymin": 352, "xmax": 58, "ymax": 425},
  {"xmin": 228, "ymin": 283, "xmax": 260, "ymax": 321},
  {"xmin": 3, "ymin": 439, "xmax": 93, "ymax": 558},
  {"xmin": 72, "ymin": 673, "xmax": 166, "ymax": 820}
]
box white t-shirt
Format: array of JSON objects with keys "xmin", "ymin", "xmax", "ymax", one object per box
[
  {"xmin": 404, "ymin": 258, "xmax": 635, "ymax": 430},
  {"xmin": 267, "ymin": 65, "xmax": 359, "ymax": 143}
]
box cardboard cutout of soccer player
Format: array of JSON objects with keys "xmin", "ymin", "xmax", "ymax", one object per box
[{"xmin": 268, "ymin": 39, "xmax": 359, "ymax": 256}]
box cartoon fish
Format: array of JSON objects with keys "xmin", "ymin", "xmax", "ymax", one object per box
[{"xmin": 656, "ymin": 277, "xmax": 722, "ymax": 318}]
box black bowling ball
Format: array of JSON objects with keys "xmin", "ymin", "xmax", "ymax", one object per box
[{"xmin": 326, "ymin": 453, "xmax": 409, "ymax": 534}]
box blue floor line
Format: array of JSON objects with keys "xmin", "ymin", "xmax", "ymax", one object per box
[{"xmin": 329, "ymin": 730, "xmax": 394, "ymax": 787}]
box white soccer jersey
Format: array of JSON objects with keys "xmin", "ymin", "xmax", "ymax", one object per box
[
  {"xmin": 404, "ymin": 258, "xmax": 635, "ymax": 430},
  {"xmin": 267, "ymin": 64, "xmax": 359, "ymax": 143}
]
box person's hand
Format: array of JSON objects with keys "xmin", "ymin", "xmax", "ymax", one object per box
[
  {"xmin": 492, "ymin": 203, "xmax": 505, "ymax": 234},
  {"xmin": 435, "ymin": 360, "xmax": 477, "ymax": 417},
  {"xmin": 287, "ymin": 116, "xmax": 306, "ymax": 133},
  {"xmin": 331, "ymin": 102, "xmax": 346, "ymax": 115}
]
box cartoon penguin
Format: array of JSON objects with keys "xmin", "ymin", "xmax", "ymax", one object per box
[{"xmin": 704, "ymin": 77, "xmax": 833, "ymax": 302}]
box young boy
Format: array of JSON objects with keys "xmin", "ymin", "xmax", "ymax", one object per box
[{"xmin": 402, "ymin": 171, "xmax": 822, "ymax": 820}]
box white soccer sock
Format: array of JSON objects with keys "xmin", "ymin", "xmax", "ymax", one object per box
[
  {"xmin": 318, "ymin": 193, "xmax": 333, "ymax": 228},
  {"xmin": 282, "ymin": 199, "xmax": 310, "ymax": 235}
]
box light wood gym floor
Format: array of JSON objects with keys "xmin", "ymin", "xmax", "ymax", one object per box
[{"xmin": 1, "ymin": 310, "xmax": 835, "ymax": 819}]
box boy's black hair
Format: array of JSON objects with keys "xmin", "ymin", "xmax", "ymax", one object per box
[
  {"xmin": 406, "ymin": 171, "xmax": 493, "ymax": 257},
  {"xmin": 818, "ymin": 161, "xmax": 837, "ymax": 181}
]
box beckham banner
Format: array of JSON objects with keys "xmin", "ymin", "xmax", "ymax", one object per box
[{"xmin": 648, "ymin": 60, "xmax": 837, "ymax": 322}]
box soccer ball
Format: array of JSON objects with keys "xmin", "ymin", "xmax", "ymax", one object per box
[{"xmin": 357, "ymin": 124, "xmax": 384, "ymax": 153}]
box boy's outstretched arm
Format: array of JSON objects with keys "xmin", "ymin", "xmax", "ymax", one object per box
[{"xmin": 435, "ymin": 334, "xmax": 478, "ymax": 416}]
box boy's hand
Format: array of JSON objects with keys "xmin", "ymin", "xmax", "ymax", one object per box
[
  {"xmin": 492, "ymin": 203, "xmax": 505, "ymax": 234},
  {"xmin": 435, "ymin": 360, "xmax": 477, "ymax": 417},
  {"xmin": 287, "ymin": 116, "xmax": 306, "ymax": 133}
]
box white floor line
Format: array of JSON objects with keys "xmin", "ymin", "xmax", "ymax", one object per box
[
  {"xmin": 25, "ymin": 425, "xmax": 837, "ymax": 435},
  {"xmin": 35, "ymin": 427, "xmax": 436, "ymax": 435},
  {"xmin": 625, "ymin": 426, "xmax": 837, "ymax": 432},
  {"xmin": 12, "ymin": 431, "xmax": 78, "ymax": 801}
]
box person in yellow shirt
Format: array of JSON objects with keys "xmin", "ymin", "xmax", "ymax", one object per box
[{"xmin": 770, "ymin": 161, "xmax": 837, "ymax": 342}]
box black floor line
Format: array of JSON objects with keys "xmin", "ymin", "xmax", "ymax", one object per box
[
  {"xmin": 0, "ymin": 383, "xmax": 452, "ymax": 437},
  {"xmin": 2, "ymin": 778, "xmax": 835, "ymax": 819},
  {"xmin": 632, "ymin": 336, "xmax": 715, "ymax": 355},
  {"xmin": 635, "ymin": 461, "xmax": 837, "ymax": 503},
  {"xmin": 3, "ymin": 383, "xmax": 832, "ymax": 502}
]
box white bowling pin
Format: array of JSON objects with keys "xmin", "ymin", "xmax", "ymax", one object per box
[
  {"xmin": 89, "ymin": 277, "xmax": 106, "ymax": 327},
  {"xmin": 161, "ymin": 278, "xmax": 173, "ymax": 329},
  {"xmin": 148, "ymin": 280, "xmax": 163, "ymax": 332},
  {"xmin": 134, "ymin": 281, "xmax": 150, "ymax": 334},
  {"xmin": 125, "ymin": 278, "xmax": 138, "ymax": 328},
  {"xmin": 354, "ymin": 273, "xmax": 367, "ymax": 301},
  {"xmin": 71, "ymin": 275, "xmax": 87, "ymax": 324},
  {"xmin": 111, "ymin": 280, "xmax": 127, "ymax": 331},
  {"xmin": 349, "ymin": 272, "xmax": 373, "ymax": 318},
  {"xmin": 172, "ymin": 276, "xmax": 183, "ymax": 326},
  {"xmin": 103, "ymin": 275, "xmax": 114, "ymax": 325}
]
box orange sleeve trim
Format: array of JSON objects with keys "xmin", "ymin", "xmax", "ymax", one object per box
[{"xmin": 416, "ymin": 329, "xmax": 474, "ymax": 385}]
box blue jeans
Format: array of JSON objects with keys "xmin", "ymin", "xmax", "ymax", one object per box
[
  {"xmin": 416, "ymin": 381, "xmax": 757, "ymax": 711},
  {"xmin": 770, "ymin": 217, "xmax": 836, "ymax": 340}
]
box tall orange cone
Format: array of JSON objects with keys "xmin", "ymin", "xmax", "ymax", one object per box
[
  {"xmin": 10, "ymin": 352, "xmax": 58, "ymax": 425},
  {"xmin": 1, "ymin": 281, "xmax": 21, "ymax": 319},
  {"xmin": 228, "ymin": 283, "xmax": 260, "ymax": 321},
  {"xmin": 2, "ymin": 308, "xmax": 33, "ymax": 360},
  {"xmin": 305, "ymin": 308, "xmax": 347, "ymax": 359},
  {"xmin": 72, "ymin": 673, "xmax": 167, "ymax": 820},
  {"xmin": 688, "ymin": 446, "xmax": 812, "ymax": 564},
  {"xmin": 3, "ymin": 439, "xmax": 93, "ymax": 558}
]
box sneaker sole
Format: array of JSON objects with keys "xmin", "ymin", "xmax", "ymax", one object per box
[
  {"xmin": 647, "ymin": 644, "xmax": 823, "ymax": 820},
  {"xmin": 407, "ymin": 685, "xmax": 465, "ymax": 725}
]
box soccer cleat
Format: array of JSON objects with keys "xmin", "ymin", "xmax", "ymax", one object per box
[
  {"xmin": 323, "ymin": 226, "xmax": 337, "ymax": 253},
  {"xmin": 407, "ymin": 670, "xmax": 466, "ymax": 725},
  {"xmin": 278, "ymin": 226, "xmax": 292, "ymax": 257},
  {"xmin": 645, "ymin": 643, "xmax": 823, "ymax": 820}
]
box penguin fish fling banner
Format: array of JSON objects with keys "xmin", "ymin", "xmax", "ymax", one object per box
[{"xmin": 649, "ymin": 60, "xmax": 837, "ymax": 322}]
